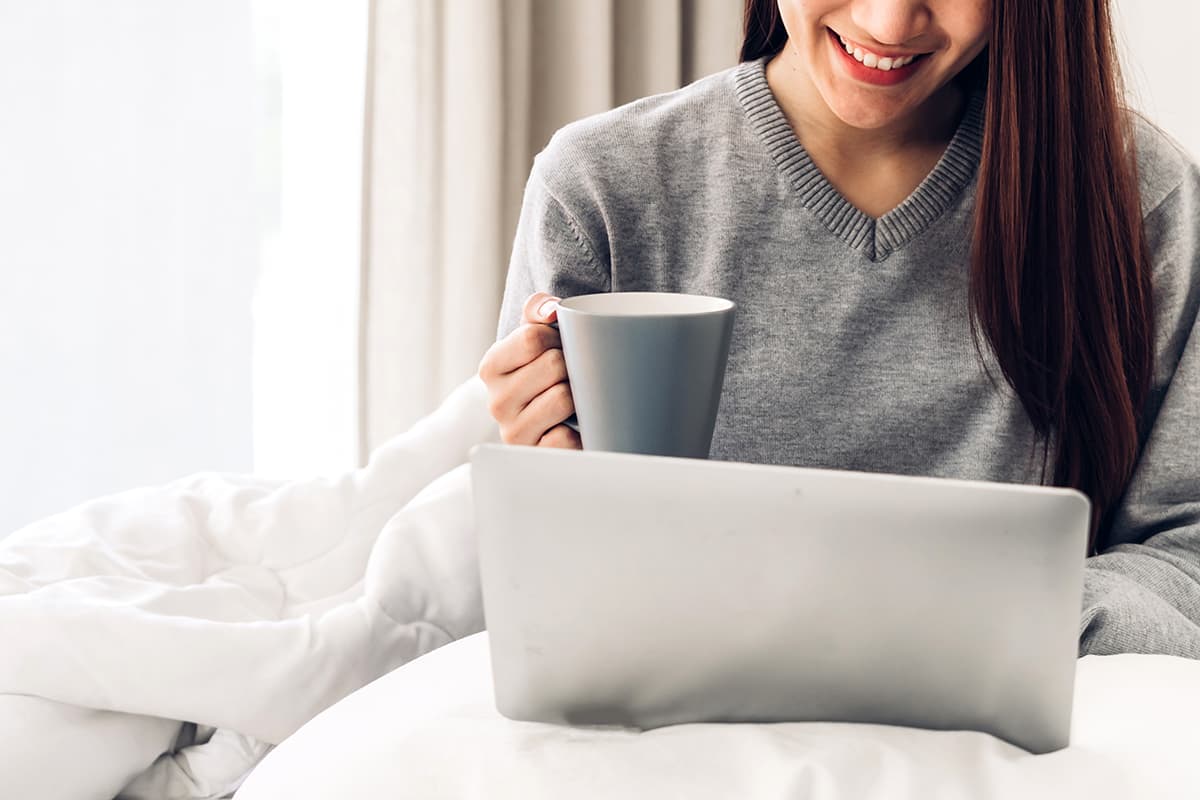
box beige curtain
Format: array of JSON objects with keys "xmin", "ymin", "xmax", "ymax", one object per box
[{"xmin": 358, "ymin": 0, "xmax": 744, "ymax": 460}]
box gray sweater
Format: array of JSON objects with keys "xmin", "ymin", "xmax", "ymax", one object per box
[{"xmin": 496, "ymin": 57, "xmax": 1200, "ymax": 659}]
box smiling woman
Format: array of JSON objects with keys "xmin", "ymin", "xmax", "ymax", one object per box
[
  {"xmin": 2, "ymin": 2, "xmax": 1200, "ymax": 798},
  {"xmin": 482, "ymin": 0, "xmax": 1200, "ymax": 659}
]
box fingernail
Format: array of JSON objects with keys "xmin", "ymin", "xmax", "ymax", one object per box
[{"xmin": 537, "ymin": 298, "xmax": 559, "ymax": 319}]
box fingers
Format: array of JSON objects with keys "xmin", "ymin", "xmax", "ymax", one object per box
[
  {"xmin": 538, "ymin": 424, "xmax": 582, "ymax": 450},
  {"xmin": 486, "ymin": 347, "xmax": 570, "ymax": 428},
  {"xmin": 522, "ymin": 292, "xmax": 560, "ymax": 325},
  {"xmin": 479, "ymin": 291, "xmax": 578, "ymax": 449},
  {"xmin": 502, "ymin": 381, "xmax": 576, "ymax": 446},
  {"xmin": 478, "ymin": 293, "xmax": 563, "ymax": 381},
  {"xmin": 479, "ymin": 322, "xmax": 562, "ymax": 380}
]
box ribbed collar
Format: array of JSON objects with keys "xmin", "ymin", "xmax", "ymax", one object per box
[{"xmin": 733, "ymin": 56, "xmax": 985, "ymax": 262}]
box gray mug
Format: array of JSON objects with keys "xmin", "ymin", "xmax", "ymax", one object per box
[{"xmin": 553, "ymin": 292, "xmax": 735, "ymax": 459}]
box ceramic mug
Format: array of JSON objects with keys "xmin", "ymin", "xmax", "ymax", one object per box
[{"xmin": 552, "ymin": 292, "xmax": 735, "ymax": 459}]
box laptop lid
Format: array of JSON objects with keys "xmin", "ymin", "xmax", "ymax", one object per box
[{"xmin": 470, "ymin": 443, "xmax": 1089, "ymax": 754}]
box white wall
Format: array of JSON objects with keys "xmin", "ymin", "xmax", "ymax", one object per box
[
  {"xmin": 0, "ymin": 2, "xmax": 258, "ymax": 535},
  {"xmin": 1114, "ymin": 0, "xmax": 1200, "ymax": 158}
]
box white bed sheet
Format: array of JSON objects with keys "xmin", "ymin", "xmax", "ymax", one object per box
[{"xmin": 237, "ymin": 633, "xmax": 1200, "ymax": 800}]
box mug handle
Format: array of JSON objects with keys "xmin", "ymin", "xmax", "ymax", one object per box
[{"xmin": 548, "ymin": 321, "xmax": 580, "ymax": 433}]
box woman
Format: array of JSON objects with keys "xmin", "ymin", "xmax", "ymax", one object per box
[{"xmin": 477, "ymin": 0, "xmax": 1200, "ymax": 658}]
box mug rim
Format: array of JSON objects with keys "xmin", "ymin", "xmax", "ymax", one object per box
[{"xmin": 557, "ymin": 292, "xmax": 735, "ymax": 317}]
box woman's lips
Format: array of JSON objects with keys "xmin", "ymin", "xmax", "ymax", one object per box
[{"xmin": 827, "ymin": 28, "xmax": 929, "ymax": 87}]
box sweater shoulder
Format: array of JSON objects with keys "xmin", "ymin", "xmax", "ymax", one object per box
[
  {"xmin": 1131, "ymin": 112, "xmax": 1200, "ymax": 218},
  {"xmin": 530, "ymin": 65, "xmax": 745, "ymax": 203}
]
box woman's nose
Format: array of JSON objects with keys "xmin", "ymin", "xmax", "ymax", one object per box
[{"xmin": 848, "ymin": 0, "xmax": 933, "ymax": 47}]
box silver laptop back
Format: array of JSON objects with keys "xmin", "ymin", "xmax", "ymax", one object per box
[{"xmin": 470, "ymin": 444, "xmax": 1089, "ymax": 754}]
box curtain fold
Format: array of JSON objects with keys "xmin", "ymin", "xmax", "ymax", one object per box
[{"xmin": 359, "ymin": 0, "xmax": 743, "ymax": 459}]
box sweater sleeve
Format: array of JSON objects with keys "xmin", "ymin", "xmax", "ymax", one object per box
[
  {"xmin": 1079, "ymin": 158, "xmax": 1200, "ymax": 658},
  {"xmin": 494, "ymin": 160, "xmax": 611, "ymax": 341}
]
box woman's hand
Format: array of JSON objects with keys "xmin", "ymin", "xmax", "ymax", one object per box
[{"xmin": 478, "ymin": 292, "xmax": 582, "ymax": 449}]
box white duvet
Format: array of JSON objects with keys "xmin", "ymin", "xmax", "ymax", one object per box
[
  {"xmin": 2, "ymin": 376, "xmax": 1198, "ymax": 799},
  {"xmin": 0, "ymin": 378, "xmax": 498, "ymax": 798}
]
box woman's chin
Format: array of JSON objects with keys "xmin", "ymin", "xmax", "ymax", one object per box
[
  {"xmin": 818, "ymin": 84, "xmax": 926, "ymax": 131},
  {"xmin": 826, "ymin": 101, "xmax": 909, "ymax": 130}
]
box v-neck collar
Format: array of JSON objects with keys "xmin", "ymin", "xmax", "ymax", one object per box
[{"xmin": 733, "ymin": 56, "xmax": 985, "ymax": 262}]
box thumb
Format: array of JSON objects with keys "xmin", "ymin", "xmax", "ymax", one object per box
[{"xmin": 523, "ymin": 292, "xmax": 561, "ymax": 324}]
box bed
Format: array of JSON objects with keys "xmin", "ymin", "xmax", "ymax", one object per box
[
  {"xmin": 235, "ymin": 632, "xmax": 1200, "ymax": 799},
  {"xmin": 2, "ymin": 377, "xmax": 1198, "ymax": 799}
]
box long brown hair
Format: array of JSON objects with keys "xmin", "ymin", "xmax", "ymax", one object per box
[{"xmin": 741, "ymin": 0, "xmax": 1154, "ymax": 554}]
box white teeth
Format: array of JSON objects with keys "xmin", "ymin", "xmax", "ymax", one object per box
[{"xmin": 837, "ymin": 33, "xmax": 920, "ymax": 71}]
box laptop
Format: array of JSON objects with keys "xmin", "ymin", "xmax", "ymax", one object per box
[{"xmin": 469, "ymin": 443, "xmax": 1089, "ymax": 754}]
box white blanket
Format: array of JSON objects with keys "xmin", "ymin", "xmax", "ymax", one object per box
[
  {"xmin": 0, "ymin": 377, "xmax": 500, "ymax": 799},
  {"xmin": 236, "ymin": 633, "xmax": 1200, "ymax": 800}
]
